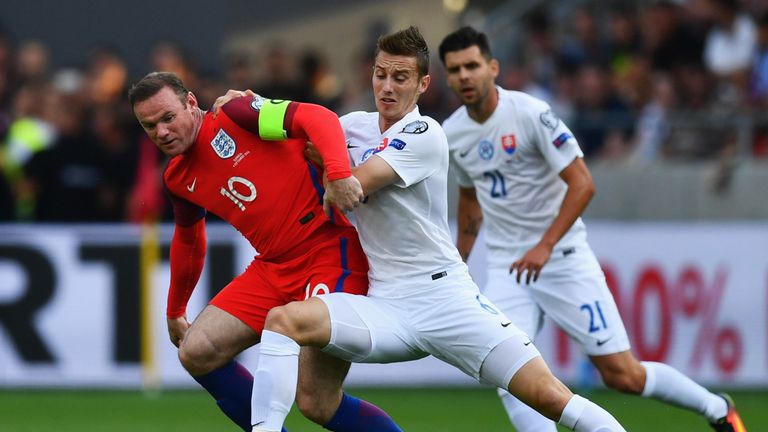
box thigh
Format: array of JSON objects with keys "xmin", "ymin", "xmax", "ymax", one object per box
[
  {"xmin": 183, "ymin": 304, "xmax": 259, "ymax": 360},
  {"xmin": 529, "ymin": 247, "xmax": 630, "ymax": 356},
  {"xmin": 414, "ymin": 277, "xmax": 528, "ymax": 381},
  {"xmin": 318, "ymin": 293, "xmax": 427, "ymax": 364},
  {"xmin": 484, "ymin": 264, "xmax": 544, "ymax": 340},
  {"xmin": 209, "ymin": 260, "xmax": 284, "ymax": 334}
]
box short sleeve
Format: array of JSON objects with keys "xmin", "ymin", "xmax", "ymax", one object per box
[
  {"xmin": 376, "ymin": 119, "xmax": 446, "ymax": 188},
  {"xmin": 526, "ymin": 101, "xmax": 584, "ymax": 174}
]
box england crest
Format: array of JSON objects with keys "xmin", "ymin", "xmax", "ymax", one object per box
[{"xmin": 211, "ymin": 129, "xmax": 236, "ymax": 159}]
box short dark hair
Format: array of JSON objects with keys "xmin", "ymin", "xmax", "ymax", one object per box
[
  {"xmin": 128, "ymin": 71, "xmax": 189, "ymax": 107},
  {"xmin": 376, "ymin": 26, "xmax": 430, "ymax": 77},
  {"xmin": 438, "ymin": 26, "xmax": 493, "ymax": 65}
]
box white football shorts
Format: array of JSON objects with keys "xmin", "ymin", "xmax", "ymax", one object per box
[
  {"xmin": 484, "ymin": 243, "xmax": 630, "ymax": 356},
  {"xmin": 318, "ymin": 269, "xmax": 540, "ymax": 384}
]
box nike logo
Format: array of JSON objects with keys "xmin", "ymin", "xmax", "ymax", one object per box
[
  {"xmin": 596, "ymin": 336, "xmax": 613, "ymax": 346},
  {"xmin": 346, "ymin": 140, "xmax": 359, "ymax": 149},
  {"xmin": 501, "ymin": 321, "xmax": 512, "ymax": 327},
  {"xmin": 458, "ymin": 147, "xmax": 472, "ymax": 158},
  {"xmin": 523, "ymin": 340, "xmax": 532, "ymax": 346},
  {"xmin": 187, "ymin": 178, "xmax": 197, "ymax": 192}
]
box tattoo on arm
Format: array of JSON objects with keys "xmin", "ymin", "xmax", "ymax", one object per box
[{"xmin": 462, "ymin": 216, "xmax": 482, "ymax": 237}]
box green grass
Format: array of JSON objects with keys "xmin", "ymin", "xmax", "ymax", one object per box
[{"xmin": 0, "ymin": 387, "xmax": 765, "ymax": 431}]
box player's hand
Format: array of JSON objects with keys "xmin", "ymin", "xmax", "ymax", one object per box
[
  {"xmin": 509, "ymin": 243, "xmax": 553, "ymax": 284},
  {"xmin": 323, "ymin": 176, "xmax": 364, "ymax": 215},
  {"xmin": 304, "ymin": 142, "xmax": 323, "ymax": 167},
  {"xmin": 212, "ymin": 89, "xmax": 258, "ymax": 117},
  {"xmin": 167, "ymin": 316, "xmax": 191, "ymax": 347}
]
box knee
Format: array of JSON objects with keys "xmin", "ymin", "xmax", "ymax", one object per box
[
  {"xmin": 178, "ymin": 335, "xmax": 220, "ymax": 376},
  {"xmin": 264, "ymin": 304, "xmax": 296, "ymax": 335},
  {"xmin": 599, "ymin": 363, "xmax": 645, "ymax": 394},
  {"xmin": 264, "ymin": 301, "xmax": 319, "ymax": 345}
]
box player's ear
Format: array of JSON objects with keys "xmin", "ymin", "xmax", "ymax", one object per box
[
  {"xmin": 418, "ymin": 74, "xmax": 431, "ymax": 95},
  {"xmin": 489, "ymin": 58, "xmax": 500, "ymax": 80},
  {"xmin": 186, "ymin": 91, "xmax": 199, "ymax": 109}
]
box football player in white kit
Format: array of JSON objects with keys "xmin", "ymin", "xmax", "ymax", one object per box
[
  {"xmin": 248, "ymin": 26, "xmax": 627, "ymax": 432},
  {"xmin": 438, "ymin": 26, "xmax": 746, "ymax": 432}
]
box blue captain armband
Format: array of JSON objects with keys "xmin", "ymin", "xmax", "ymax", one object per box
[{"xmin": 258, "ymin": 99, "xmax": 291, "ymax": 140}]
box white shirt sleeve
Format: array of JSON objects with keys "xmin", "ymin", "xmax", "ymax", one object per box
[
  {"xmin": 450, "ymin": 151, "xmax": 473, "ymax": 187},
  {"xmin": 376, "ymin": 120, "xmax": 445, "ymax": 188},
  {"xmin": 525, "ymin": 100, "xmax": 584, "ymax": 174}
]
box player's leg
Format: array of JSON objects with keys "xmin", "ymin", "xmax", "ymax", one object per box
[
  {"xmin": 483, "ymin": 264, "xmax": 556, "ymax": 432},
  {"xmin": 481, "ymin": 334, "xmax": 626, "ymax": 431},
  {"xmin": 180, "ymin": 304, "xmax": 261, "ymax": 431},
  {"xmin": 590, "ymin": 351, "xmax": 740, "ymax": 430},
  {"xmin": 253, "ymin": 293, "xmax": 418, "ymax": 431},
  {"xmin": 533, "ymin": 247, "xmax": 737, "ymax": 428},
  {"xmin": 420, "ymin": 275, "xmax": 625, "ymax": 431},
  {"xmin": 296, "ymin": 347, "xmax": 401, "ymax": 431}
]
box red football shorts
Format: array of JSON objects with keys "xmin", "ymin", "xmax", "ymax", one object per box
[{"xmin": 209, "ymin": 225, "xmax": 369, "ymax": 333}]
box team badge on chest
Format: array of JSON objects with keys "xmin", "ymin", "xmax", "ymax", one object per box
[
  {"xmin": 501, "ymin": 134, "xmax": 516, "ymax": 154},
  {"xmin": 479, "ymin": 139, "xmax": 494, "ymax": 160},
  {"xmin": 211, "ymin": 129, "xmax": 236, "ymax": 159}
]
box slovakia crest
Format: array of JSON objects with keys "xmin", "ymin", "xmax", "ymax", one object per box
[
  {"xmin": 479, "ymin": 139, "xmax": 494, "ymax": 160},
  {"xmin": 211, "ymin": 129, "xmax": 236, "ymax": 159},
  {"xmin": 501, "ymin": 134, "xmax": 516, "ymax": 154},
  {"xmin": 400, "ymin": 120, "xmax": 428, "ymax": 134}
]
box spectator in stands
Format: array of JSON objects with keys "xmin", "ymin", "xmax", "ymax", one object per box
[
  {"xmin": 570, "ymin": 63, "xmax": 632, "ymax": 160},
  {"xmin": 701, "ymin": 0, "xmax": 757, "ymax": 100}
]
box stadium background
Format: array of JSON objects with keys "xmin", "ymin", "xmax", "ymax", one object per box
[{"xmin": 1, "ymin": 0, "xmax": 767, "ymax": 430}]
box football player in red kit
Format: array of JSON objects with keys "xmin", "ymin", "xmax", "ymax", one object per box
[{"xmin": 129, "ymin": 72, "xmax": 401, "ymax": 432}]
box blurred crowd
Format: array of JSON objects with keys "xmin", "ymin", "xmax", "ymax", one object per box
[{"xmin": 0, "ymin": 0, "xmax": 767, "ymax": 223}]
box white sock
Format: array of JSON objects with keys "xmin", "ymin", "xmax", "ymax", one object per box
[
  {"xmin": 251, "ymin": 330, "xmax": 300, "ymax": 431},
  {"xmin": 497, "ymin": 388, "xmax": 557, "ymax": 432},
  {"xmin": 641, "ymin": 361, "xmax": 727, "ymax": 422},
  {"xmin": 558, "ymin": 394, "xmax": 626, "ymax": 432}
]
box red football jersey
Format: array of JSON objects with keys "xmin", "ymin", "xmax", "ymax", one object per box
[{"xmin": 164, "ymin": 97, "xmax": 352, "ymax": 261}]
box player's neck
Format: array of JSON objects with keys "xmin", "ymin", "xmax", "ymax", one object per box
[
  {"xmin": 467, "ymin": 86, "xmax": 499, "ymax": 124},
  {"xmin": 192, "ymin": 107, "xmax": 204, "ymax": 140}
]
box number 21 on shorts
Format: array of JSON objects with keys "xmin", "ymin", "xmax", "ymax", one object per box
[{"xmin": 580, "ymin": 301, "xmax": 608, "ymax": 333}]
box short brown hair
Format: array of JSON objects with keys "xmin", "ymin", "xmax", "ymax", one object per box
[
  {"xmin": 128, "ymin": 71, "xmax": 189, "ymax": 107},
  {"xmin": 376, "ymin": 26, "xmax": 430, "ymax": 77}
]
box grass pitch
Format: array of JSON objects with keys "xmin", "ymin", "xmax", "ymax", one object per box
[{"xmin": 1, "ymin": 387, "xmax": 765, "ymax": 431}]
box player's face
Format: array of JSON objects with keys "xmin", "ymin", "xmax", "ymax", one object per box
[
  {"xmin": 373, "ymin": 51, "xmax": 430, "ymax": 130},
  {"xmin": 443, "ymin": 45, "xmax": 499, "ymax": 107},
  {"xmin": 134, "ymin": 86, "xmax": 199, "ymax": 157}
]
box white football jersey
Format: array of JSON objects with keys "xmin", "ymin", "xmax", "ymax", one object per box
[
  {"xmin": 443, "ymin": 87, "xmax": 587, "ymax": 260},
  {"xmin": 341, "ymin": 107, "xmax": 466, "ymax": 296}
]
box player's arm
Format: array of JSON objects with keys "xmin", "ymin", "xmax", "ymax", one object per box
[
  {"xmin": 221, "ymin": 96, "xmax": 362, "ymax": 212},
  {"xmin": 457, "ymin": 186, "xmax": 483, "ymax": 262},
  {"xmin": 540, "ymin": 157, "xmax": 594, "ymax": 250},
  {"xmin": 510, "ymin": 157, "xmax": 594, "ymax": 283},
  {"xmin": 351, "ymin": 154, "xmax": 401, "ymax": 196},
  {"xmin": 166, "ymin": 193, "xmax": 207, "ymax": 347}
]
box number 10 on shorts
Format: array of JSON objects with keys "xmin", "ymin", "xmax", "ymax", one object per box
[{"xmin": 304, "ymin": 282, "xmax": 330, "ymax": 300}]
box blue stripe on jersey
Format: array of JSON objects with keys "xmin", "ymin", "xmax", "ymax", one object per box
[
  {"xmin": 306, "ymin": 161, "xmax": 325, "ymax": 205},
  {"xmin": 305, "ymin": 160, "xmax": 336, "ymax": 224},
  {"xmin": 334, "ymin": 237, "xmax": 351, "ymax": 292}
]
